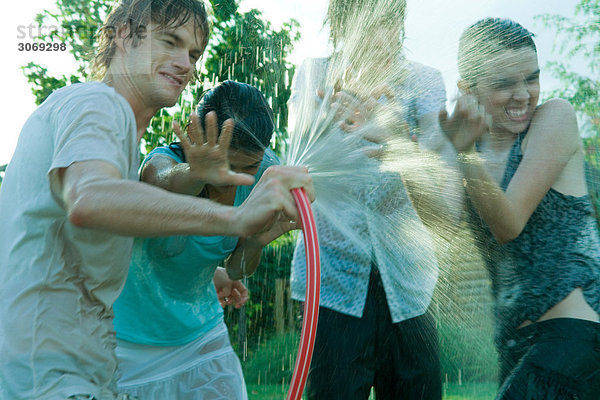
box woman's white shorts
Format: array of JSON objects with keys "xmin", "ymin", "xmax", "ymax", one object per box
[{"xmin": 115, "ymin": 322, "xmax": 247, "ymax": 400}]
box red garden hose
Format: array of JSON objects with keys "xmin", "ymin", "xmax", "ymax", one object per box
[{"xmin": 286, "ymin": 188, "xmax": 321, "ymax": 400}]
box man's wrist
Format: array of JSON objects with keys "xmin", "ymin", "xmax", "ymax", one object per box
[{"xmin": 220, "ymin": 206, "xmax": 243, "ymax": 237}]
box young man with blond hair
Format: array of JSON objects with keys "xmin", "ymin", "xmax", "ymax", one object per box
[{"xmin": 0, "ymin": 1, "xmax": 312, "ymax": 398}]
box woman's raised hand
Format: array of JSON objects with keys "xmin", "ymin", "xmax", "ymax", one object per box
[{"xmin": 173, "ymin": 112, "xmax": 255, "ymax": 187}]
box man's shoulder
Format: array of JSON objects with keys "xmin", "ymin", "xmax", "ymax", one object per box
[
  {"xmin": 44, "ymin": 82, "xmax": 130, "ymax": 114},
  {"xmin": 300, "ymin": 56, "xmax": 330, "ymax": 67},
  {"xmin": 396, "ymin": 59, "xmax": 446, "ymax": 102},
  {"xmin": 403, "ymin": 59, "xmax": 442, "ymax": 79},
  {"xmin": 48, "ymin": 81, "xmax": 114, "ymax": 100},
  {"xmin": 297, "ymin": 57, "xmax": 330, "ymax": 76}
]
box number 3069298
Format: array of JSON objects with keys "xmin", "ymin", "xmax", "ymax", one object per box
[{"xmin": 18, "ymin": 42, "xmax": 67, "ymax": 51}]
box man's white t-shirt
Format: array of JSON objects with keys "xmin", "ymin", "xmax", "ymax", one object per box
[{"xmin": 0, "ymin": 82, "xmax": 139, "ymax": 399}]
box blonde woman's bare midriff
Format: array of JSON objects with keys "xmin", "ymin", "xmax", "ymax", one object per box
[{"xmin": 517, "ymin": 287, "xmax": 600, "ymax": 329}]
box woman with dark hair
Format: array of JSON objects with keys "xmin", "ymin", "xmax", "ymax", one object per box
[
  {"xmin": 440, "ymin": 17, "xmax": 600, "ymax": 399},
  {"xmin": 112, "ymin": 80, "xmax": 287, "ymax": 399}
]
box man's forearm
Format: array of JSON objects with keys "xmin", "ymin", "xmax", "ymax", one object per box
[
  {"xmin": 143, "ymin": 159, "xmax": 207, "ymax": 196},
  {"xmin": 67, "ymin": 177, "xmax": 239, "ymax": 237}
]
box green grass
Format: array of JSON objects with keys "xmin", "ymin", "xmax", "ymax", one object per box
[
  {"xmin": 248, "ymin": 382, "xmax": 497, "ymax": 399},
  {"xmin": 242, "ymin": 327, "xmax": 499, "ymax": 400},
  {"xmin": 247, "ymin": 384, "xmax": 288, "ymax": 400},
  {"xmin": 443, "ymin": 382, "xmax": 497, "ymax": 400}
]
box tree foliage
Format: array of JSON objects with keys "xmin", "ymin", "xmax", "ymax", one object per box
[
  {"xmin": 0, "ymin": 164, "xmax": 6, "ymax": 186},
  {"xmin": 23, "ymin": 0, "xmax": 110, "ymax": 105},
  {"xmin": 537, "ymin": 0, "xmax": 600, "ymax": 220},
  {"xmin": 536, "ymin": 0, "xmax": 599, "ymax": 150},
  {"xmin": 23, "ymin": 0, "xmax": 300, "ymax": 157},
  {"xmin": 205, "ymin": 1, "xmax": 300, "ymax": 155}
]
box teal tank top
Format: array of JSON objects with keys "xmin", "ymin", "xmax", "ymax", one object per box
[{"xmin": 113, "ymin": 146, "xmax": 278, "ymax": 345}]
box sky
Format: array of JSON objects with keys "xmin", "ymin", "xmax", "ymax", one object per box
[{"xmin": 0, "ymin": 0, "xmax": 588, "ymax": 166}]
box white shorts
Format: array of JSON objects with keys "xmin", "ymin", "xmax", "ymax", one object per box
[{"xmin": 115, "ymin": 322, "xmax": 247, "ymax": 400}]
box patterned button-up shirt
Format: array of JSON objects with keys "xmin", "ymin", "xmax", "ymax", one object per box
[{"xmin": 290, "ymin": 57, "xmax": 446, "ymax": 323}]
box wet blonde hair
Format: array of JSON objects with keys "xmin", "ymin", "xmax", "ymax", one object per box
[{"xmin": 325, "ymin": 0, "xmax": 407, "ymax": 50}]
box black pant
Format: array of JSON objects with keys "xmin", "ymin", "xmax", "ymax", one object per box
[
  {"xmin": 497, "ymin": 318, "xmax": 600, "ymax": 400},
  {"xmin": 305, "ymin": 268, "xmax": 441, "ymax": 400}
]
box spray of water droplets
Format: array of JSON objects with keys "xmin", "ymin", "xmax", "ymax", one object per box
[{"xmin": 284, "ymin": 0, "xmax": 497, "ymax": 387}]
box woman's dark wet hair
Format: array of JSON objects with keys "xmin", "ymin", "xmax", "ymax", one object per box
[
  {"xmin": 458, "ymin": 18, "xmax": 537, "ymax": 85},
  {"xmin": 198, "ymin": 80, "xmax": 274, "ymax": 154}
]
